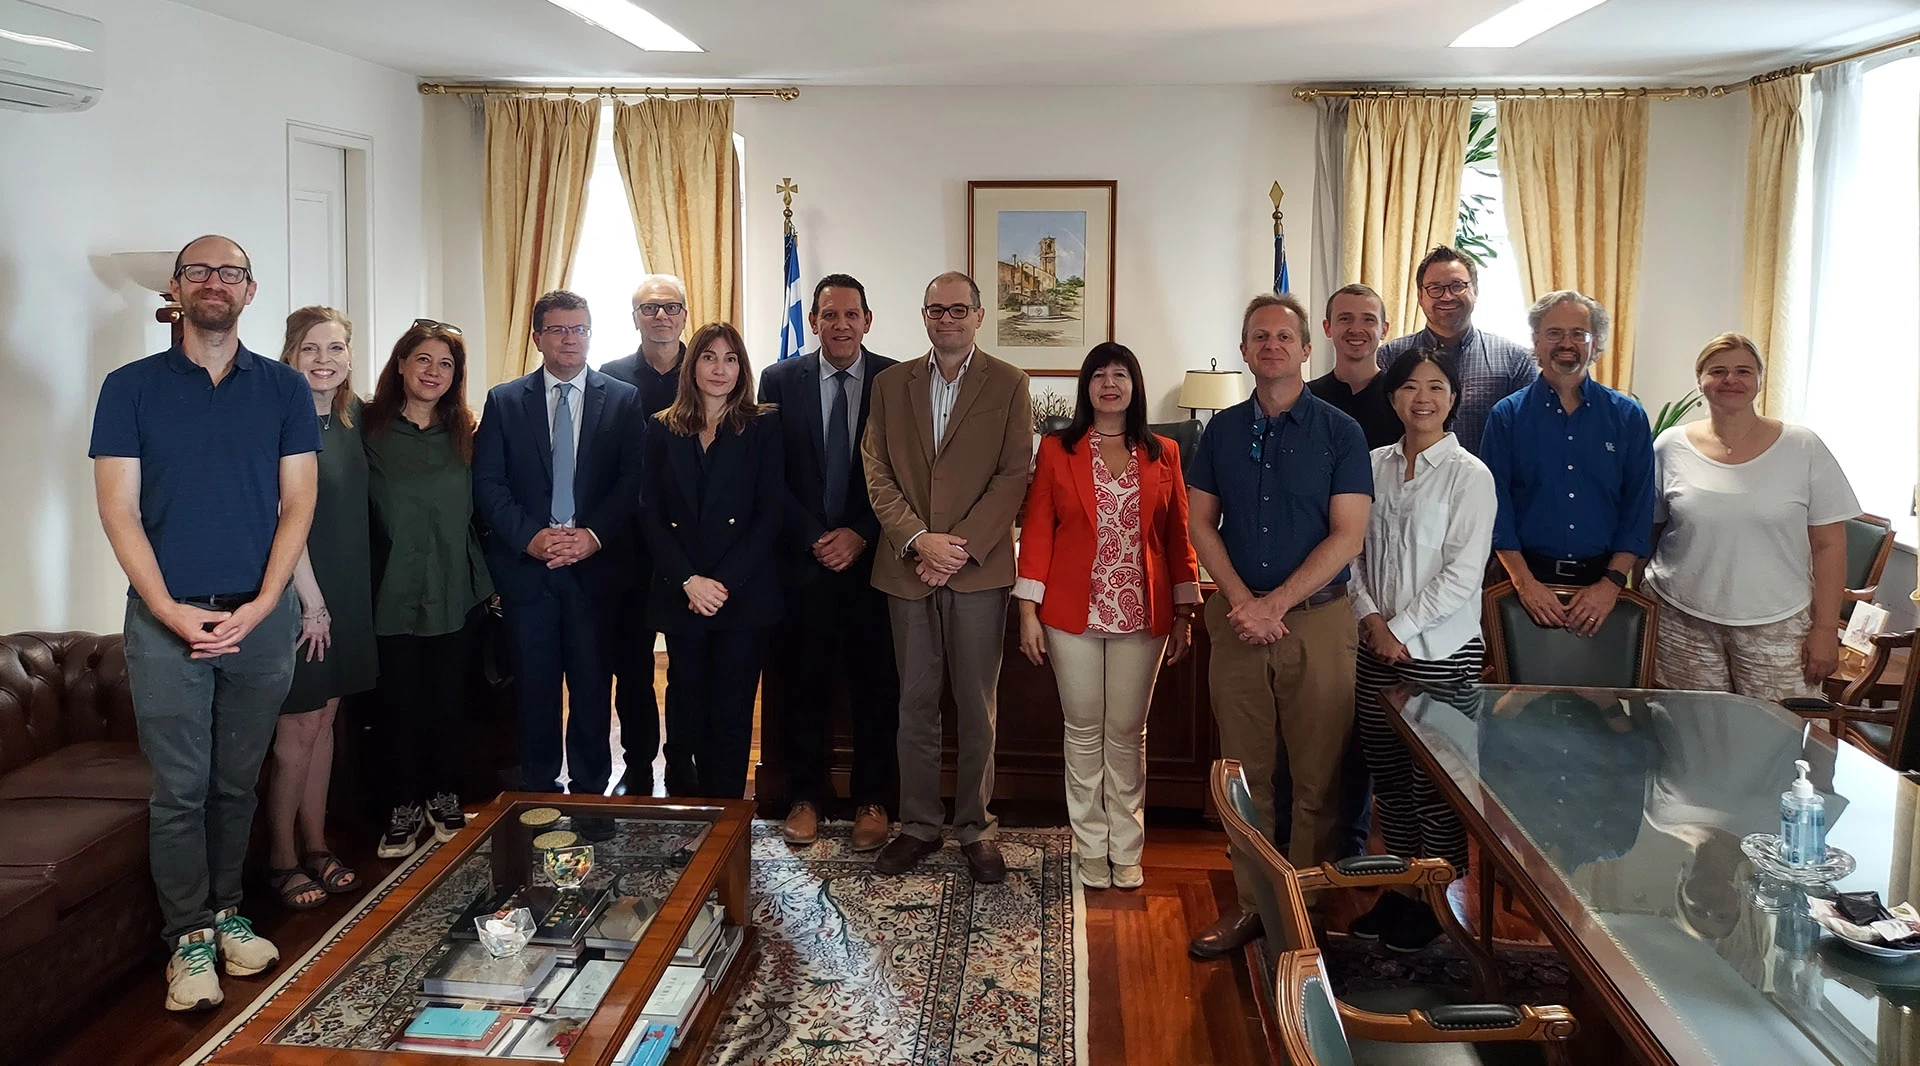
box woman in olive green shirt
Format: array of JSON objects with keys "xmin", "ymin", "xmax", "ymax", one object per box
[{"xmin": 361, "ymin": 319, "xmax": 492, "ymax": 860}]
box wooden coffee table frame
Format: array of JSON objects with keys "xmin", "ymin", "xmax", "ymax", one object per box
[{"xmin": 209, "ymin": 793, "xmax": 756, "ymax": 1066}]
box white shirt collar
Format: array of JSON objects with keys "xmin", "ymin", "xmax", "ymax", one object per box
[
  {"xmin": 1388, "ymin": 432, "xmax": 1461, "ymax": 471},
  {"xmin": 542, "ymin": 366, "xmax": 586, "ymax": 394},
  {"xmin": 927, "ymin": 347, "xmax": 975, "ymax": 381},
  {"xmin": 817, "ymin": 350, "xmax": 865, "ymax": 382}
]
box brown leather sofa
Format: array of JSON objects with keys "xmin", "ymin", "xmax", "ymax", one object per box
[{"xmin": 0, "ymin": 631, "xmax": 159, "ymax": 1062}]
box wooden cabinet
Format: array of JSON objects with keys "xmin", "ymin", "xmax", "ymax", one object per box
[{"xmin": 754, "ymin": 593, "xmax": 1222, "ymax": 815}]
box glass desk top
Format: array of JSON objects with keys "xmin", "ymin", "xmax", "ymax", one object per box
[
  {"xmin": 1396, "ymin": 686, "xmax": 1920, "ymax": 1066},
  {"xmin": 241, "ymin": 797, "xmax": 750, "ymax": 1062}
]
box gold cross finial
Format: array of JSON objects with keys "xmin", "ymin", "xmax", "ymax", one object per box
[{"xmin": 777, "ymin": 178, "xmax": 798, "ymax": 234}]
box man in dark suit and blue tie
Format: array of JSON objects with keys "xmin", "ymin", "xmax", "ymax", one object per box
[
  {"xmin": 473, "ymin": 290, "xmax": 644, "ymax": 808},
  {"xmin": 758, "ymin": 274, "xmax": 900, "ymax": 851}
]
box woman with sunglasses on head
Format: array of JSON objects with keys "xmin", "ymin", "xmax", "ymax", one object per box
[
  {"xmin": 640, "ymin": 322, "xmax": 785, "ymax": 799},
  {"xmin": 1345, "ymin": 348, "xmax": 1496, "ymax": 952},
  {"xmin": 265, "ymin": 306, "xmax": 377, "ymax": 909},
  {"xmin": 361, "ymin": 319, "xmax": 493, "ymax": 858},
  {"xmin": 1015, "ymin": 342, "xmax": 1200, "ymax": 891}
]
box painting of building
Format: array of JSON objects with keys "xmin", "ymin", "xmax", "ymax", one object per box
[{"xmin": 995, "ymin": 211, "xmax": 1086, "ymax": 347}]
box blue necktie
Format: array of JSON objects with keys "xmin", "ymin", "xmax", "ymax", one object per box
[
  {"xmin": 823, "ymin": 370, "xmax": 851, "ymax": 524},
  {"xmin": 551, "ymin": 383, "xmax": 575, "ymax": 526}
]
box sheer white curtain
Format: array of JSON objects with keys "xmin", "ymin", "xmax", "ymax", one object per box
[{"xmin": 1798, "ymin": 54, "xmax": 1920, "ymax": 521}]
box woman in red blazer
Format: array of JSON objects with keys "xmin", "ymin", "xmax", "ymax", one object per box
[{"xmin": 1015, "ymin": 343, "xmax": 1200, "ymax": 891}]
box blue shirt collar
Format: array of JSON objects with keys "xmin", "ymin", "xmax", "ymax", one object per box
[
  {"xmin": 1526, "ymin": 373, "xmax": 1607, "ymax": 410},
  {"xmin": 163, "ymin": 343, "xmax": 260, "ymax": 374},
  {"xmin": 1248, "ymin": 386, "xmax": 1318, "ymax": 433}
]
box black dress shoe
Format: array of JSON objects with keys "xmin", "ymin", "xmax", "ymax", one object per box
[
  {"xmin": 1383, "ymin": 899, "xmax": 1444, "ymax": 953},
  {"xmin": 960, "ymin": 840, "xmax": 1007, "ymax": 884},
  {"xmin": 1346, "ymin": 891, "xmax": 1412, "ymax": 940},
  {"xmin": 874, "ymin": 832, "xmax": 942, "ymax": 875},
  {"xmin": 1188, "ymin": 906, "xmax": 1264, "ymax": 960}
]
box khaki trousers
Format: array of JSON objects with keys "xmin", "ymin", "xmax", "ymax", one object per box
[
  {"xmin": 889, "ymin": 586, "xmax": 1008, "ymax": 845},
  {"xmin": 1205, "ymin": 592, "xmax": 1358, "ymax": 909}
]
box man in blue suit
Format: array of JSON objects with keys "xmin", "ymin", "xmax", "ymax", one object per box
[
  {"xmin": 758, "ymin": 274, "xmax": 900, "ymax": 851},
  {"xmin": 474, "ymin": 290, "xmax": 644, "ymax": 808}
]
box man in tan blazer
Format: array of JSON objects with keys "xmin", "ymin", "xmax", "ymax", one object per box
[{"xmin": 861, "ymin": 270, "xmax": 1032, "ymax": 883}]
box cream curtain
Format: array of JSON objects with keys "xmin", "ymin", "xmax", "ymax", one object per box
[
  {"xmin": 612, "ymin": 98, "xmax": 740, "ymax": 334},
  {"xmin": 1498, "ymin": 98, "xmax": 1650, "ymax": 390},
  {"xmin": 1741, "ymin": 75, "xmax": 1810, "ymax": 417},
  {"xmin": 1342, "ymin": 97, "xmax": 1472, "ymax": 333},
  {"xmin": 481, "ymin": 97, "xmax": 598, "ymax": 386}
]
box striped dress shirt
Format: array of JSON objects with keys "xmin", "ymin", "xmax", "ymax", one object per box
[{"xmin": 928, "ymin": 348, "xmax": 974, "ymax": 452}]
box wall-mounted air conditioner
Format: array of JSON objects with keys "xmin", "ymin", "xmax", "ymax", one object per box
[{"xmin": 0, "ymin": 0, "xmax": 103, "ymax": 112}]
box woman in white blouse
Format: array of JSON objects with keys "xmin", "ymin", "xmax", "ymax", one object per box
[
  {"xmin": 1645, "ymin": 333, "xmax": 1859, "ymax": 701},
  {"xmin": 1347, "ymin": 348, "xmax": 1497, "ymax": 952}
]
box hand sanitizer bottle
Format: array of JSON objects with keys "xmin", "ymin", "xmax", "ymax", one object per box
[{"xmin": 1780, "ymin": 759, "xmax": 1826, "ymax": 868}]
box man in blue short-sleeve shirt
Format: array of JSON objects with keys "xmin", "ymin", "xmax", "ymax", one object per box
[
  {"xmin": 88, "ymin": 235, "xmax": 319, "ymax": 1014},
  {"xmin": 1184, "ymin": 292, "xmax": 1372, "ymax": 960},
  {"xmin": 1482, "ymin": 289, "xmax": 1653, "ymax": 640}
]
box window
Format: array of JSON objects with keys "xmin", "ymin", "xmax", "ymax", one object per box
[
  {"xmin": 1456, "ymin": 102, "xmax": 1532, "ymax": 343},
  {"xmin": 1800, "ymin": 56, "xmax": 1920, "ymax": 521},
  {"xmin": 569, "ymin": 102, "xmax": 648, "ymax": 369}
]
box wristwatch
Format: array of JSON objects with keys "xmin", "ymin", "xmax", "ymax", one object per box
[{"xmin": 1603, "ymin": 569, "xmax": 1628, "ymax": 588}]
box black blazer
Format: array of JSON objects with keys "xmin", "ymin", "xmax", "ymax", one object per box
[
  {"xmin": 639, "ymin": 413, "xmax": 785, "ymax": 632},
  {"xmin": 755, "ymin": 348, "xmax": 897, "ymax": 587},
  {"xmin": 472, "ymin": 367, "xmax": 644, "ymax": 604}
]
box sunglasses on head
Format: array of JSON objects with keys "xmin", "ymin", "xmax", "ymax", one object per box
[{"xmin": 413, "ymin": 318, "xmax": 464, "ymax": 337}]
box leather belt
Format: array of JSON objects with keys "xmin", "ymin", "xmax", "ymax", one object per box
[
  {"xmin": 177, "ymin": 592, "xmax": 259, "ymax": 613},
  {"xmin": 1295, "ymin": 582, "xmax": 1347, "ymax": 611},
  {"xmin": 1521, "ymin": 552, "xmax": 1607, "ymax": 585}
]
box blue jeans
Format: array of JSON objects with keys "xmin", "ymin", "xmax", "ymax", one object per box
[{"xmin": 124, "ymin": 591, "xmax": 298, "ymax": 941}]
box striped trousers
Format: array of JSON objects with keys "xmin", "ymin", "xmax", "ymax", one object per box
[{"xmin": 1353, "ymin": 638, "xmax": 1482, "ymax": 874}]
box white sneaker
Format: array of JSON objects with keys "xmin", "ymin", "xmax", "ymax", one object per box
[
  {"xmin": 1077, "ymin": 856, "xmax": 1112, "ymax": 889},
  {"xmin": 1112, "ymin": 863, "xmax": 1145, "ymax": 890},
  {"xmin": 214, "ymin": 907, "xmax": 280, "ymax": 976},
  {"xmin": 165, "ymin": 929, "xmax": 223, "ymax": 1012}
]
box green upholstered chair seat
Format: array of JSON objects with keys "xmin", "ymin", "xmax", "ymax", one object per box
[
  {"xmin": 1840, "ymin": 516, "xmax": 1895, "ymax": 623},
  {"xmin": 1305, "ymin": 982, "xmax": 1546, "ymax": 1066},
  {"xmin": 1493, "ymin": 590, "xmax": 1650, "ymax": 689},
  {"xmin": 1853, "ymin": 722, "xmax": 1894, "ymax": 755}
]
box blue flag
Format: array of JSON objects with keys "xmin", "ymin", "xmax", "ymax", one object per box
[
  {"xmin": 779, "ymin": 230, "xmax": 804, "ymax": 361},
  {"xmin": 1273, "ymin": 231, "xmax": 1290, "ymax": 295}
]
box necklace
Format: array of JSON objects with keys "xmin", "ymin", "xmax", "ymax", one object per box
[{"xmin": 318, "ymin": 412, "xmax": 333, "ymax": 431}]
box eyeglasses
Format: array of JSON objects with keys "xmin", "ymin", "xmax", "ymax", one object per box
[
  {"xmin": 923, "ymin": 304, "xmax": 977, "ymax": 320},
  {"xmin": 1539, "ymin": 328, "xmax": 1592, "ymax": 345},
  {"xmin": 635, "ymin": 302, "xmax": 685, "ymax": 318},
  {"xmin": 413, "ymin": 318, "xmax": 464, "ymax": 336},
  {"xmin": 1420, "ymin": 280, "xmax": 1472, "ymax": 299},
  {"xmin": 537, "ymin": 324, "xmax": 592, "ymax": 338},
  {"xmin": 176, "ymin": 263, "xmax": 251, "ymax": 285}
]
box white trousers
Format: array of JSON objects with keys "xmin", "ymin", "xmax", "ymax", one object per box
[{"xmin": 1044, "ymin": 626, "xmax": 1168, "ymax": 865}]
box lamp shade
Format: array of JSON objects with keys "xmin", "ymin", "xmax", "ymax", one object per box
[
  {"xmin": 110, "ymin": 251, "xmax": 178, "ymax": 295},
  {"xmin": 1177, "ymin": 369, "xmax": 1246, "ymax": 412}
]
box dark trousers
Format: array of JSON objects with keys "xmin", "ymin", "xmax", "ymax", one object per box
[
  {"xmin": 609, "ymin": 585, "xmax": 660, "ymax": 792},
  {"xmin": 373, "ymin": 608, "xmax": 481, "ymax": 809},
  {"xmin": 124, "ymin": 591, "xmax": 298, "ymax": 941},
  {"xmin": 772, "ymin": 567, "xmax": 900, "ymax": 809},
  {"xmin": 504, "ymin": 575, "xmax": 612, "ymax": 795},
  {"xmin": 664, "ymin": 626, "xmax": 768, "ymax": 799}
]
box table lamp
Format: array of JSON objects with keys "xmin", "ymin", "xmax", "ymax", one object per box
[{"xmin": 1178, "ymin": 359, "xmax": 1245, "ymax": 419}]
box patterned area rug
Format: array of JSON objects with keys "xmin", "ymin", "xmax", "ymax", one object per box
[{"xmin": 180, "ymin": 823, "xmax": 1084, "ymax": 1066}]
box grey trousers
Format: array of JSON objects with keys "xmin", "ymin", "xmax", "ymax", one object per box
[
  {"xmin": 889, "ymin": 586, "xmax": 1008, "ymax": 845},
  {"xmin": 124, "ymin": 591, "xmax": 298, "ymax": 941}
]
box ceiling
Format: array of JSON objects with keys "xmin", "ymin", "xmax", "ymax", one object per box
[{"xmin": 175, "ymin": 0, "xmax": 1920, "ymax": 85}]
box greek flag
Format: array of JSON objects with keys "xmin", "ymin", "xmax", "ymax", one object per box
[{"xmin": 779, "ymin": 229, "xmax": 804, "ymax": 361}]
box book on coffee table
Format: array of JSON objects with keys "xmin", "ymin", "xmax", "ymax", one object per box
[{"xmin": 420, "ymin": 943, "xmax": 559, "ymax": 1004}]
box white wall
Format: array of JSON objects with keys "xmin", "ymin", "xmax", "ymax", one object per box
[
  {"xmin": 1632, "ymin": 95, "xmax": 1749, "ymax": 413},
  {"xmin": 733, "ymin": 86, "xmax": 1315, "ymax": 419},
  {"xmin": 0, "ymin": 0, "xmax": 426, "ymax": 634}
]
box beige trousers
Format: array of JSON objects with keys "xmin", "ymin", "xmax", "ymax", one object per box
[{"xmin": 1044, "ymin": 626, "xmax": 1168, "ymax": 866}]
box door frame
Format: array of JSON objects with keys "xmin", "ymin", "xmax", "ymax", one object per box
[{"xmin": 286, "ymin": 121, "xmax": 375, "ymax": 392}]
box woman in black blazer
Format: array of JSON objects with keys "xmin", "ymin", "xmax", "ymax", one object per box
[{"xmin": 641, "ymin": 321, "xmax": 785, "ymax": 798}]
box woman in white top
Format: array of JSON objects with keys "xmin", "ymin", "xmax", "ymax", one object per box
[
  {"xmin": 1645, "ymin": 333, "xmax": 1860, "ymax": 701},
  {"xmin": 1347, "ymin": 348, "xmax": 1498, "ymax": 952}
]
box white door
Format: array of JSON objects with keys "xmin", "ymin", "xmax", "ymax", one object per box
[{"xmin": 289, "ymin": 140, "xmax": 348, "ymax": 314}]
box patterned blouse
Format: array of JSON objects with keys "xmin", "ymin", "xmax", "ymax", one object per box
[{"xmin": 1087, "ymin": 443, "xmax": 1148, "ymax": 634}]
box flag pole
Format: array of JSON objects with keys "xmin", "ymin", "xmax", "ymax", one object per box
[
  {"xmin": 1268, "ymin": 182, "xmax": 1290, "ymax": 296},
  {"xmin": 778, "ymin": 177, "xmax": 798, "ymax": 236},
  {"xmin": 778, "ymin": 177, "xmax": 803, "ymax": 360}
]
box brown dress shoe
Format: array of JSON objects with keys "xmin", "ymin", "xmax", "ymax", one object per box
[
  {"xmin": 874, "ymin": 832, "xmax": 942, "ymax": 875},
  {"xmin": 850, "ymin": 805, "xmax": 890, "ymax": 852},
  {"xmin": 782, "ymin": 801, "xmax": 819, "ymax": 846},
  {"xmin": 1187, "ymin": 905, "xmax": 1263, "ymax": 960},
  {"xmin": 960, "ymin": 840, "xmax": 1007, "ymax": 884}
]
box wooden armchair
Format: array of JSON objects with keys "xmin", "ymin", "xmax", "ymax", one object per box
[{"xmin": 1789, "ymin": 629, "xmax": 1918, "ymax": 770}]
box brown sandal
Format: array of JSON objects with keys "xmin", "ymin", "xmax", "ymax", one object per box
[
  {"xmin": 268, "ymin": 867, "xmax": 327, "ymax": 910},
  {"xmin": 302, "ymin": 850, "xmax": 360, "ymax": 894}
]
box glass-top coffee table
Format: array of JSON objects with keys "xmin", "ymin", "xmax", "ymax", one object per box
[{"xmin": 210, "ymin": 794, "xmax": 756, "ymax": 1064}]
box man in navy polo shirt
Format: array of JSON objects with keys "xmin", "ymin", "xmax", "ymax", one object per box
[
  {"xmin": 89, "ymin": 234, "xmax": 320, "ymax": 1013},
  {"xmin": 1482, "ymin": 289, "xmax": 1654, "ymax": 636},
  {"xmin": 1185, "ymin": 292, "xmax": 1372, "ymax": 959}
]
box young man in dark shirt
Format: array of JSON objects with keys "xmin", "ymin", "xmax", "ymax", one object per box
[{"xmin": 1308, "ymin": 283, "xmax": 1401, "ymax": 449}]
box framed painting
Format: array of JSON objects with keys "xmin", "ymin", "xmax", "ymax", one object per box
[
  {"xmin": 1026, "ymin": 369, "xmax": 1080, "ymax": 436},
  {"xmin": 966, "ymin": 180, "xmax": 1117, "ymax": 369}
]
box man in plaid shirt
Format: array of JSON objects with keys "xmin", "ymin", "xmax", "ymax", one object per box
[{"xmin": 1375, "ymin": 245, "xmax": 1536, "ymax": 456}]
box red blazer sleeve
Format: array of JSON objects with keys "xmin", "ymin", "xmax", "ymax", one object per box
[
  {"xmin": 1016, "ymin": 435, "xmax": 1062, "ymax": 589},
  {"xmin": 1161, "ymin": 439, "xmax": 1200, "ymax": 589}
]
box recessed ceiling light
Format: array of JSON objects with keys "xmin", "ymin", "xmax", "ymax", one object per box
[
  {"xmin": 543, "ymin": 0, "xmax": 702, "ymax": 53},
  {"xmin": 1450, "ymin": 0, "xmax": 1610, "ymax": 48}
]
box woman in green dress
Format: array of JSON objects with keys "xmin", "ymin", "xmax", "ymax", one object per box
[
  {"xmin": 362, "ymin": 320, "xmax": 493, "ymax": 860},
  {"xmin": 267, "ymin": 307, "xmax": 379, "ymax": 909}
]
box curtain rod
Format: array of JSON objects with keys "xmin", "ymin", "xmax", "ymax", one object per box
[
  {"xmin": 418, "ymin": 83, "xmax": 800, "ymax": 100},
  {"xmin": 1293, "ymin": 25, "xmax": 1920, "ymax": 103}
]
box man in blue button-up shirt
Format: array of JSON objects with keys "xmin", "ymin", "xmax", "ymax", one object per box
[
  {"xmin": 1186, "ymin": 293, "xmax": 1372, "ymax": 959},
  {"xmin": 1482, "ymin": 290, "xmax": 1654, "ymax": 638}
]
